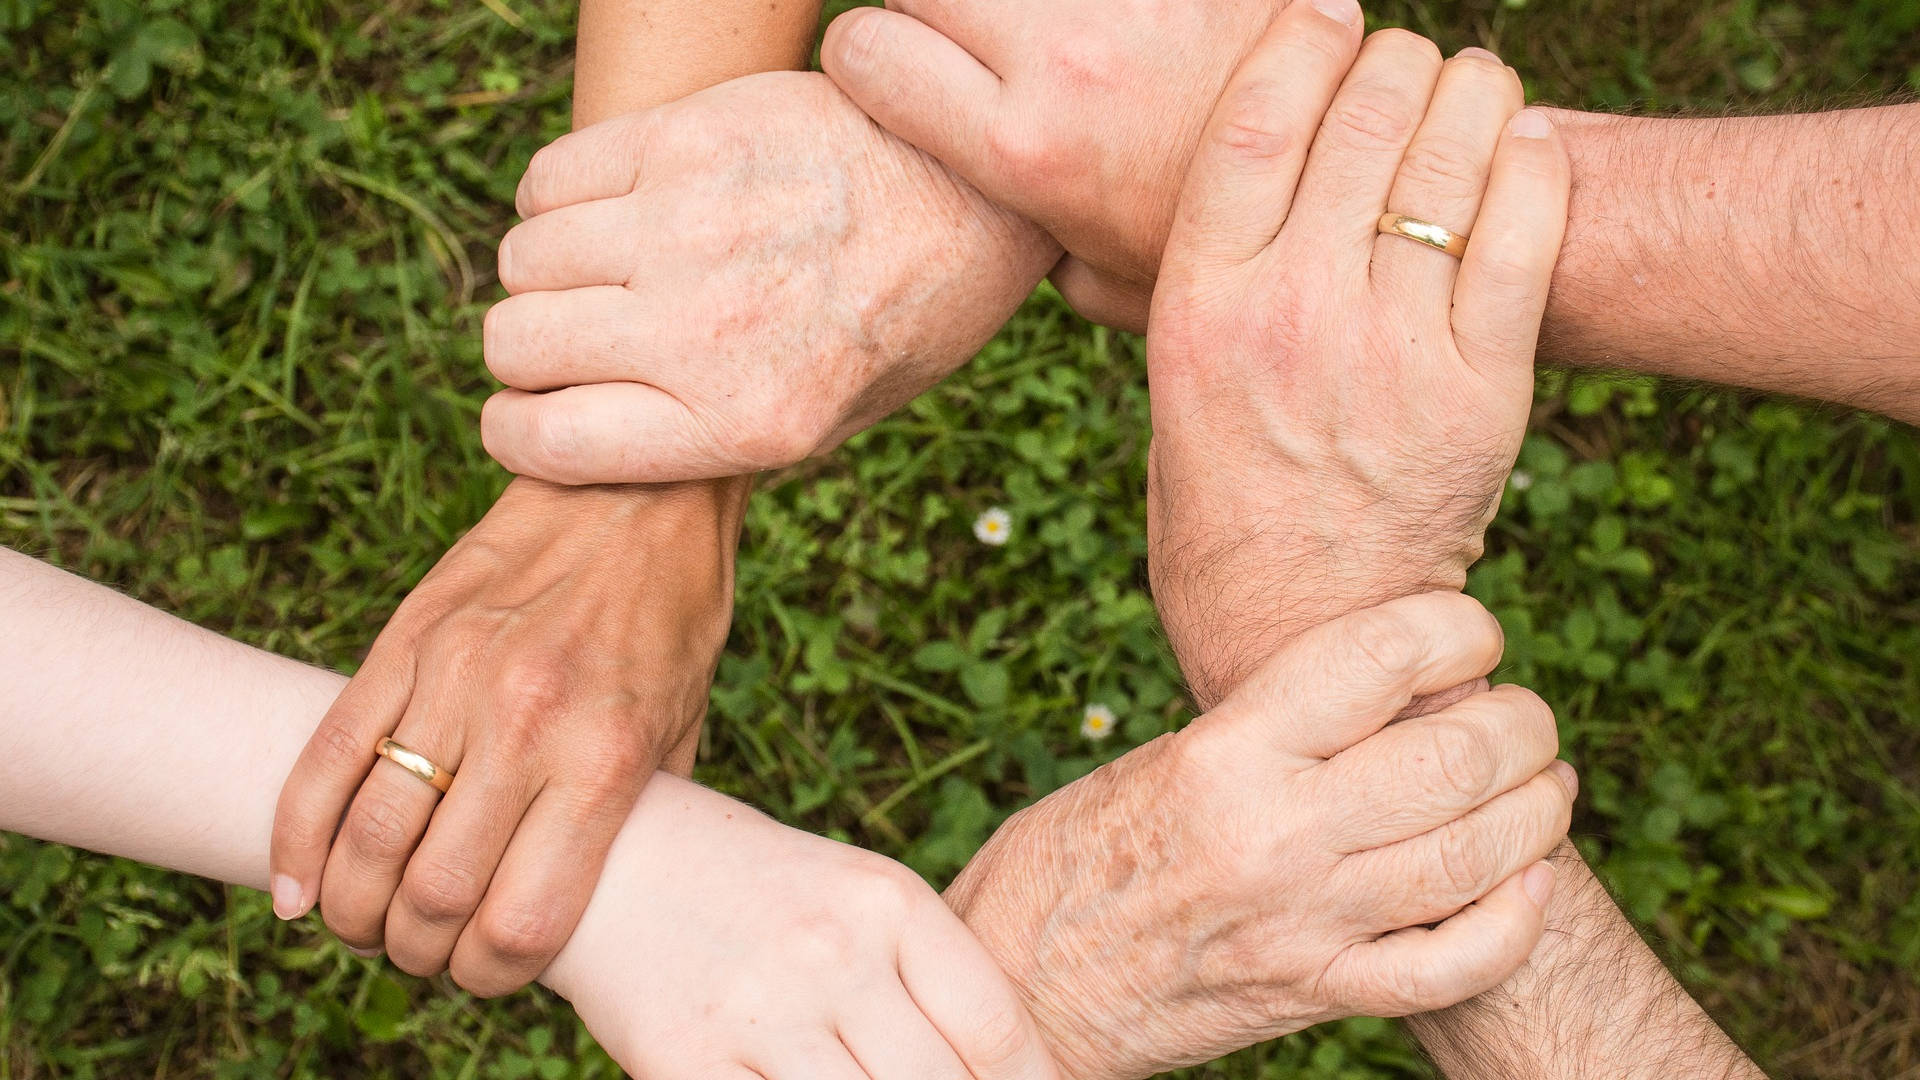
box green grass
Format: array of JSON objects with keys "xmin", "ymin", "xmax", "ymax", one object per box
[{"xmin": 4, "ymin": 0, "xmax": 1920, "ymax": 1076}]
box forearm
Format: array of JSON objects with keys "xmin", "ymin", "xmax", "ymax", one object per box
[
  {"xmin": 1544, "ymin": 104, "xmax": 1920, "ymax": 419},
  {"xmin": 498, "ymin": 0, "xmax": 825, "ymax": 766},
  {"xmin": 1405, "ymin": 841, "xmax": 1762, "ymax": 1080},
  {"xmin": 0, "ymin": 546, "xmax": 692, "ymax": 997}
]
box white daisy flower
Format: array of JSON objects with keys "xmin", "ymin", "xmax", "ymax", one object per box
[
  {"xmin": 1508, "ymin": 470, "xmax": 1534, "ymax": 492},
  {"xmin": 1081, "ymin": 703, "xmax": 1117, "ymax": 741},
  {"xmin": 973, "ymin": 507, "xmax": 1012, "ymax": 546}
]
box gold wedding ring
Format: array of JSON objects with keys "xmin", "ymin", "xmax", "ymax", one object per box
[
  {"xmin": 1378, "ymin": 213, "xmax": 1469, "ymax": 259},
  {"xmin": 375, "ymin": 737, "xmax": 454, "ymax": 794}
]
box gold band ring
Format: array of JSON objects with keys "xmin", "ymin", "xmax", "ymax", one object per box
[
  {"xmin": 1378, "ymin": 213, "xmax": 1469, "ymax": 259},
  {"xmin": 375, "ymin": 737, "xmax": 454, "ymax": 794}
]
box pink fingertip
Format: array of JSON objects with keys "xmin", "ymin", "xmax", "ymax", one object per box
[
  {"xmin": 1522, "ymin": 861, "xmax": 1556, "ymax": 907},
  {"xmin": 1510, "ymin": 109, "xmax": 1553, "ymax": 140},
  {"xmin": 1311, "ymin": 0, "xmax": 1362, "ymax": 26},
  {"xmin": 270, "ymin": 873, "xmax": 309, "ymax": 921}
]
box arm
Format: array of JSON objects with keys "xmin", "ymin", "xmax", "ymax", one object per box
[
  {"xmin": 1404, "ymin": 844, "xmax": 1764, "ymax": 1080},
  {"xmin": 1132, "ymin": 19, "xmax": 1762, "ymax": 1080},
  {"xmin": 822, "ymin": 1, "xmax": 1920, "ymax": 420},
  {"xmin": 267, "ymin": 0, "xmax": 823, "ymax": 995},
  {"xmin": 1539, "ymin": 105, "xmax": 1920, "ymax": 419},
  {"xmin": 0, "ymin": 546, "xmax": 1060, "ymax": 1078}
]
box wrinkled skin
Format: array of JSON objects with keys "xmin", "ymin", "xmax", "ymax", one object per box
[
  {"xmin": 480, "ymin": 70, "xmax": 1059, "ymax": 485},
  {"xmin": 1141, "ymin": 14, "xmax": 1570, "ymax": 704},
  {"xmin": 947, "ymin": 593, "xmax": 1575, "ymax": 1079}
]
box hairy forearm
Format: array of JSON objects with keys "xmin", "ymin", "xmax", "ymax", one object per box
[
  {"xmin": 1544, "ymin": 103, "xmax": 1920, "ymax": 419},
  {"xmin": 1405, "ymin": 841, "xmax": 1762, "ymax": 1079}
]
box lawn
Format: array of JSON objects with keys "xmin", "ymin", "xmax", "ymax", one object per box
[{"xmin": 3, "ymin": 0, "xmax": 1919, "ymax": 1076}]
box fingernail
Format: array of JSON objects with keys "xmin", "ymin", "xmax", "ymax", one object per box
[
  {"xmin": 1510, "ymin": 108, "xmax": 1553, "ymax": 140},
  {"xmin": 1549, "ymin": 760, "xmax": 1579, "ymax": 800},
  {"xmin": 1458, "ymin": 47, "xmax": 1501, "ymax": 63},
  {"xmin": 1523, "ymin": 861, "xmax": 1556, "ymax": 907},
  {"xmin": 1311, "ymin": 0, "xmax": 1362, "ymax": 26},
  {"xmin": 349, "ymin": 946, "xmax": 383, "ymax": 959},
  {"xmin": 495, "ymin": 237, "xmax": 513, "ymax": 285},
  {"xmin": 270, "ymin": 874, "xmax": 307, "ymax": 921}
]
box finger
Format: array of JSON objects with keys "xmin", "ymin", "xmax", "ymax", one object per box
[
  {"xmin": 755, "ymin": 1041, "xmax": 873, "ymax": 1080},
  {"xmin": 1324, "ymin": 860, "xmax": 1555, "ymax": 1016},
  {"xmin": 481, "ymin": 383, "xmax": 746, "ymax": 486},
  {"xmin": 820, "ymin": 9, "xmax": 1013, "ymax": 204},
  {"xmin": 1048, "ymin": 256, "xmax": 1150, "ymax": 334},
  {"xmin": 1322, "ymin": 683, "xmax": 1560, "ymax": 850},
  {"xmin": 839, "ymin": 994, "xmax": 973, "ymax": 1080},
  {"xmin": 1205, "ymin": 591, "xmax": 1507, "ymax": 760},
  {"xmin": 270, "ymin": 644, "xmax": 415, "ymax": 921},
  {"xmin": 1284, "ymin": 28, "xmax": 1444, "ymax": 266},
  {"xmin": 496, "ymin": 198, "xmax": 643, "ymax": 295},
  {"xmin": 1346, "ymin": 762, "xmax": 1576, "ymax": 928},
  {"xmin": 514, "ymin": 112, "xmax": 655, "ymax": 219},
  {"xmin": 318, "ymin": 713, "xmax": 466, "ymax": 953},
  {"xmin": 1371, "ymin": 48, "xmax": 1523, "ymax": 298},
  {"xmin": 448, "ymin": 782, "xmax": 634, "ymax": 997},
  {"xmin": 1162, "ymin": 0, "xmax": 1365, "ymax": 273},
  {"xmin": 898, "ymin": 898, "xmax": 1062, "ymax": 1080},
  {"xmin": 381, "ymin": 753, "xmax": 537, "ymax": 978},
  {"xmin": 483, "ymin": 287, "xmax": 656, "ymax": 392},
  {"xmin": 1450, "ymin": 107, "xmax": 1570, "ymax": 383}
]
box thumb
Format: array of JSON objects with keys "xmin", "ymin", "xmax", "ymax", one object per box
[{"xmin": 822, "ymin": 9, "xmax": 1018, "ymax": 208}]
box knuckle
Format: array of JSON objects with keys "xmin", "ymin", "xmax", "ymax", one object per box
[
  {"xmin": 402, "ymin": 861, "xmax": 486, "ymax": 926},
  {"xmin": 1212, "ymin": 83, "xmax": 1303, "ymax": 164},
  {"xmin": 845, "ymin": 855, "xmax": 929, "ymax": 922},
  {"xmin": 1473, "ymin": 246, "xmax": 1547, "ymax": 299},
  {"xmin": 1418, "ymin": 720, "xmax": 1498, "ymax": 802},
  {"xmin": 733, "ymin": 410, "xmax": 821, "ymax": 470},
  {"xmin": 787, "ymin": 912, "xmax": 864, "ymax": 970},
  {"xmin": 960, "ymin": 996, "xmax": 1033, "ymax": 1072},
  {"xmin": 987, "ymin": 121, "xmax": 1059, "ymax": 186},
  {"xmin": 1430, "ymin": 818, "xmax": 1494, "ymax": 899},
  {"xmin": 1397, "ymin": 137, "xmax": 1486, "ymax": 196},
  {"xmin": 494, "ymin": 655, "xmax": 571, "ymax": 717},
  {"xmin": 312, "ymin": 718, "xmax": 373, "ymax": 768},
  {"xmin": 343, "ymin": 793, "xmax": 418, "ymax": 859},
  {"xmin": 1326, "ymin": 82, "xmax": 1420, "ymax": 150},
  {"xmin": 1498, "ymin": 685, "xmax": 1559, "ymax": 753},
  {"xmin": 1342, "ymin": 606, "xmax": 1426, "ymax": 681},
  {"xmin": 473, "ymin": 901, "xmax": 567, "ymax": 968},
  {"xmin": 529, "ymin": 403, "xmax": 581, "ymax": 471}
]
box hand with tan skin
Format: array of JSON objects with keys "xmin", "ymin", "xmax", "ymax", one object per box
[
  {"xmin": 270, "ymin": 480, "xmax": 737, "ymax": 987},
  {"xmin": 1143, "ymin": 6, "xmax": 1564, "ymax": 705},
  {"xmin": 943, "ymin": 11, "xmax": 1587, "ymax": 1077},
  {"xmin": 922, "ymin": 7, "xmax": 1761, "ymax": 1077},
  {"xmin": 821, "ymin": 0, "xmax": 1920, "ymax": 425}
]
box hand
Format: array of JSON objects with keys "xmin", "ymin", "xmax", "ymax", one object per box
[
  {"xmin": 270, "ymin": 477, "xmax": 744, "ymax": 995},
  {"xmin": 821, "ymin": 0, "xmax": 1285, "ymax": 329},
  {"xmin": 947, "ymin": 592, "xmax": 1575, "ymax": 1078},
  {"xmin": 479, "ymin": 70, "xmax": 1060, "ymax": 485},
  {"xmin": 1142, "ymin": 12, "xmax": 1570, "ymax": 705},
  {"xmin": 545, "ymin": 773, "xmax": 1061, "ymax": 1080}
]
